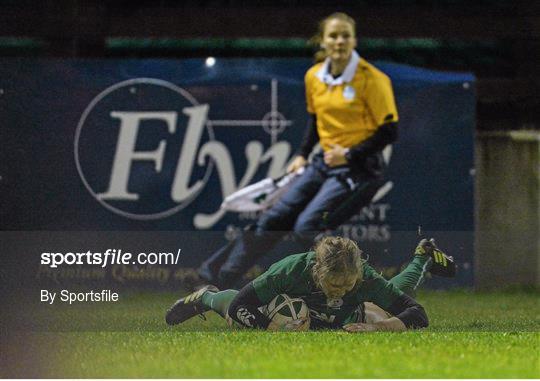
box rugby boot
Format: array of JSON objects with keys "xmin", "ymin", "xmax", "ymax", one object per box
[
  {"xmin": 415, "ymin": 238, "xmax": 456, "ymax": 277},
  {"xmin": 165, "ymin": 285, "xmax": 219, "ymax": 325}
]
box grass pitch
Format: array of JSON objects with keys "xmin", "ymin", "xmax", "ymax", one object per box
[{"xmin": 24, "ymin": 290, "xmax": 540, "ymax": 378}]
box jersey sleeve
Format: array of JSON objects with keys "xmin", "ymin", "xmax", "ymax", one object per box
[
  {"xmin": 362, "ymin": 265, "xmax": 404, "ymax": 311},
  {"xmin": 365, "ymin": 72, "xmax": 399, "ymax": 126},
  {"xmin": 252, "ymin": 260, "xmax": 296, "ymax": 304},
  {"xmin": 305, "ymin": 70, "xmax": 315, "ymax": 114}
]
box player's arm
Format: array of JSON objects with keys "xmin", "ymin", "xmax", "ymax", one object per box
[
  {"xmin": 345, "ymin": 293, "xmax": 428, "ymax": 332},
  {"xmin": 387, "ymin": 293, "xmax": 429, "ymax": 329},
  {"xmin": 227, "ymin": 282, "xmax": 308, "ymax": 331},
  {"xmin": 227, "ymin": 282, "xmax": 271, "ymax": 329},
  {"xmin": 345, "ymin": 266, "xmax": 428, "ymax": 332},
  {"xmin": 377, "ymin": 293, "xmax": 428, "ymax": 331},
  {"xmin": 229, "ymin": 255, "xmax": 310, "ymax": 330},
  {"xmin": 346, "ymin": 316, "xmax": 406, "ymax": 332}
]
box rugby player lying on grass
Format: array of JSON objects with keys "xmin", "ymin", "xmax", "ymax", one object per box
[{"xmin": 166, "ymin": 236, "xmax": 455, "ymax": 331}]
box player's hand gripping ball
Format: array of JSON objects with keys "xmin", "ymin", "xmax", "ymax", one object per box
[{"xmin": 264, "ymin": 294, "xmax": 310, "ymax": 331}]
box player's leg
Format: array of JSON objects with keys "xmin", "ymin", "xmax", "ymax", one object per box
[
  {"xmin": 165, "ymin": 285, "xmax": 238, "ymax": 325},
  {"xmin": 350, "ymin": 240, "xmax": 453, "ymax": 325},
  {"xmin": 388, "ymin": 238, "xmax": 455, "ymax": 297},
  {"xmin": 387, "ymin": 253, "xmax": 431, "ymax": 298},
  {"xmin": 201, "ymin": 289, "xmax": 238, "ymax": 318},
  {"xmin": 421, "ymin": 238, "xmax": 456, "ymax": 277}
]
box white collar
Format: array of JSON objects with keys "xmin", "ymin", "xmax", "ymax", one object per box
[{"xmin": 316, "ymin": 50, "xmax": 360, "ymax": 86}]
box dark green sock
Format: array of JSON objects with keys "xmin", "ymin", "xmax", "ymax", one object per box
[
  {"xmin": 389, "ymin": 255, "xmax": 431, "ymax": 297},
  {"xmin": 201, "ymin": 290, "xmax": 238, "ymax": 318}
]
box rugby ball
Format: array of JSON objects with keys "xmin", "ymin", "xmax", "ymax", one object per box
[{"xmin": 265, "ymin": 294, "xmax": 309, "ymax": 328}]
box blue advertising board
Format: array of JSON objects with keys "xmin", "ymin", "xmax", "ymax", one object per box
[{"xmin": 0, "ymin": 58, "xmax": 475, "ymax": 287}]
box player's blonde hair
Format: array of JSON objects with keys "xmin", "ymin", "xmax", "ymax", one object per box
[
  {"xmin": 310, "ymin": 12, "xmax": 357, "ymax": 63},
  {"xmin": 312, "ymin": 236, "xmax": 364, "ymax": 286}
]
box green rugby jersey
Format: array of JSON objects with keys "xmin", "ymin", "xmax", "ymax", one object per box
[{"xmin": 252, "ymin": 252, "xmax": 403, "ymax": 328}]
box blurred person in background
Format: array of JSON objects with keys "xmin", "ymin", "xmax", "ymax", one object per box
[{"xmin": 197, "ymin": 12, "xmax": 399, "ymax": 290}]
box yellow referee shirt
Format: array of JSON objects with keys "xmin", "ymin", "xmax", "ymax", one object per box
[{"xmin": 305, "ymin": 53, "xmax": 398, "ymax": 152}]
